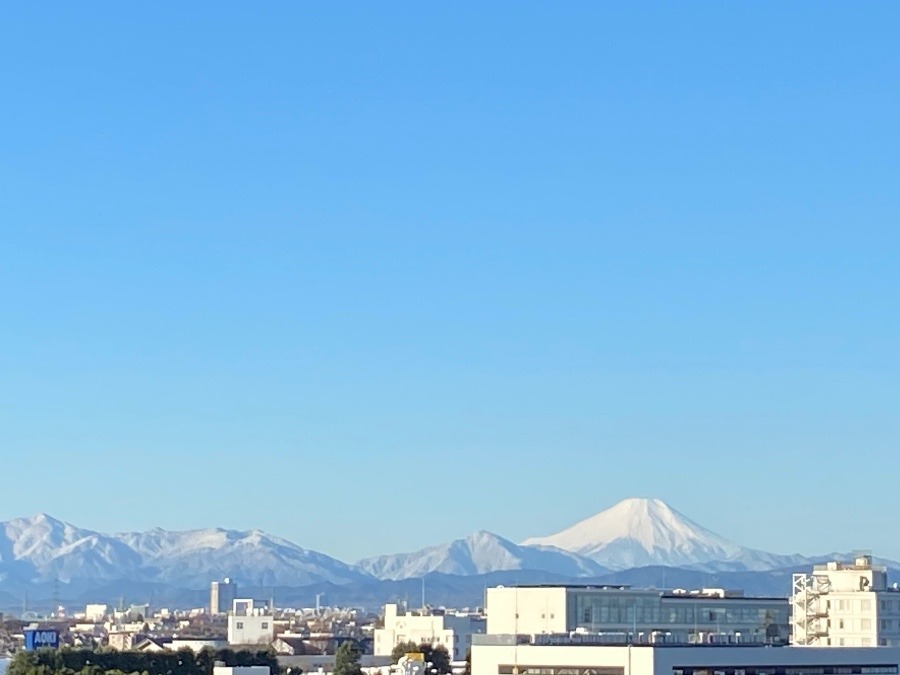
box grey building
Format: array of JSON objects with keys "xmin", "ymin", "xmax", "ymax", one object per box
[{"xmin": 211, "ymin": 577, "xmax": 238, "ymax": 615}]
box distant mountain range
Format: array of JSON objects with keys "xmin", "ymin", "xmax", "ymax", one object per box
[
  {"xmin": 0, "ymin": 513, "xmax": 366, "ymax": 589},
  {"xmin": 357, "ymin": 530, "xmax": 609, "ymax": 579},
  {"xmin": 0, "ymin": 499, "xmax": 892, "ymax": 610}
]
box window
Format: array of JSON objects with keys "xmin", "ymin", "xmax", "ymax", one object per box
[
  {"xmin": 262, "ymin": 622, "xmax": 269, "ymax": 629},
  {"xmin": 236, "ymin": 622, "xmax": 244, "ymax": 629},
  {"xmin": 498, "ymin": 667, "xmax": 623, "ymax": 675},
  {"xmin": 862, "ymin": 619, "xmax": 872, "ymax": 631}
]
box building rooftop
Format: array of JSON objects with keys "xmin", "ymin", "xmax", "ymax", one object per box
[
  {"xmin": 492, "ymin": 584, "xmax": 785, "ymax": 601},
  {"xmin": 495, "ymin": 584, "xmax": 633, "ymax": 590}
]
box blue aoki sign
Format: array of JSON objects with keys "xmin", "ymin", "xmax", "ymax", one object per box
[{"xmin": 24, "ymin": 629, "xmax": 60, "ymax": 651}]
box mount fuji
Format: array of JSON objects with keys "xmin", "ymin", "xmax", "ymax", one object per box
[{"xmin": 522, "ymin": 497, "xmax": 809, "ymax": 571}]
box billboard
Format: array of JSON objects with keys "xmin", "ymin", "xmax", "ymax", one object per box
[{"xmin": 24, "ymin": 629, "xmax": 60, "ymax": 651}]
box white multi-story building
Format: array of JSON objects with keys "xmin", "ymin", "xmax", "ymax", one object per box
[
  {"xmin": 792, "ymin": 555, "xmax": 900, "ymax": 647},
  {"xmin": 227, "ymin": 599, "xmax": 275, "ymax": 646},
  {"xmin": 485, "ymin": 585, "xmax": 789, "ymax": 645},
  {"xmin": 85, "ymin": 604, "xmax": 109, "ymax": 622},
  {"xmin": 375, "ymin": 603, "xmax": 486, "ymax": 661}
]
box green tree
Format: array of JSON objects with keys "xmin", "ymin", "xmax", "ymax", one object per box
[
  {"xmin": 418, "ymin": 644, "xmax": 451, "ymax": 675},
  {"xmin": 334, "ymin": 642, "xmax": 363, "ymax": 675},
  {"xmin": 391, "ymin": 641, "xmax": 419, "ymax": 664},
  {"xmin": 6, "ymin": 649, "xmax": 39, "ymax": 675}
]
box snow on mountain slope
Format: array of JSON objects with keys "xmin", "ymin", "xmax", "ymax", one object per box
[
  {"xmin": 522, "ymin": 498, "xmax": 802, "ymax": 571},
  {"xmin": 1, "ymin": 514, "xmax": 143, "ymax": 583},
  {"xmin": 117, "ymin": 527, "xmax": 365, "ymax": 587},
  {"xmin": 0, "ymin": 514, "xmax": 368, "ymax": 588},
  {"xmin": 1, "ymin": 503, "xmax": 882, "ymax": 599},
  {"xmin": 358, "ymin": 530, "xmax": 608, "ymax": 580}
]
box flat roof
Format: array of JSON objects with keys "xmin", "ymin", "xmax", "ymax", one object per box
[
  {"xmin": 493, "ymin": 584, "xmax": 633, "ymax": 590},
  {"xmin": 491, "ymin": 585, "xmax": 785, "ymax": 601}
]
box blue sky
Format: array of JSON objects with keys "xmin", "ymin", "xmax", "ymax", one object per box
[{"xmin": 1, "ymin": 3, "xmax": 898, "ymax": 563}]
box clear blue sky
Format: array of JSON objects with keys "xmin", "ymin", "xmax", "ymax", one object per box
[{"xmin": 1, "ymin": 3, "xmax": 898, "ymax": 564}]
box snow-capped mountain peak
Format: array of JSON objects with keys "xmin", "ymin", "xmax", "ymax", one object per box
[
  {"xmin": 0, "ymin": 515, "xmax": 368, "ymax": 588},
  {"xmin": 357, "ymin": 530, "xmax": 607, "ymax": 580},
  {"xmin": 522, "ymin": 497, "xmax": 747, "ymax": 570}
]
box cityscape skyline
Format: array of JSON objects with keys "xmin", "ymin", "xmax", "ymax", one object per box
[{"xmin": 2, "ymin": 2, "xmax": 899, "ymax": 563}]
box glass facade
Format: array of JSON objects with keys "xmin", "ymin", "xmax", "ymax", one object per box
[{"xmin": 567, "ymin": 589, "xmax": 789, "ymax": 643}]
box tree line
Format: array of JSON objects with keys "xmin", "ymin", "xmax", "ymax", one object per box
[{"xmin": 7, "ymin": 647, "xmax": 280, "ymax": 675}]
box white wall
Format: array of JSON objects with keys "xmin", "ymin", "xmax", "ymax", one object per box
[
  {"xmin": 485, "ymin": 588, "xmax": 568, "ymax": 635},
  {"xmin": 472, "ymin": 643, "xmax": 900, "ymax": 675},
  {"xmin": 471, "ymin": 643, "xmax": 652, "ymax": 675},
  {"xmin": 85, "ymin": 604, "xmax": 108, "ymax": 622},
  {"xmin": 228, "ymin": 614, "xmax": 275, "ymax": 645}
]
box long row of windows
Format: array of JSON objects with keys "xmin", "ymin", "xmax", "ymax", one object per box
[
  {"xmin": 498, "ymin": 667, "xmax": 623, "ymax": 675},
  {"xmin": 572, "ymin": 593, "xmax": 789, "ymax": 628},
  {"xmin": 498, "ymin": 667, "xmax": 898, "ymax": 675},
  {"xmin": 672, "ymin": 666, "xmax": 899, "ymax": 675}
]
